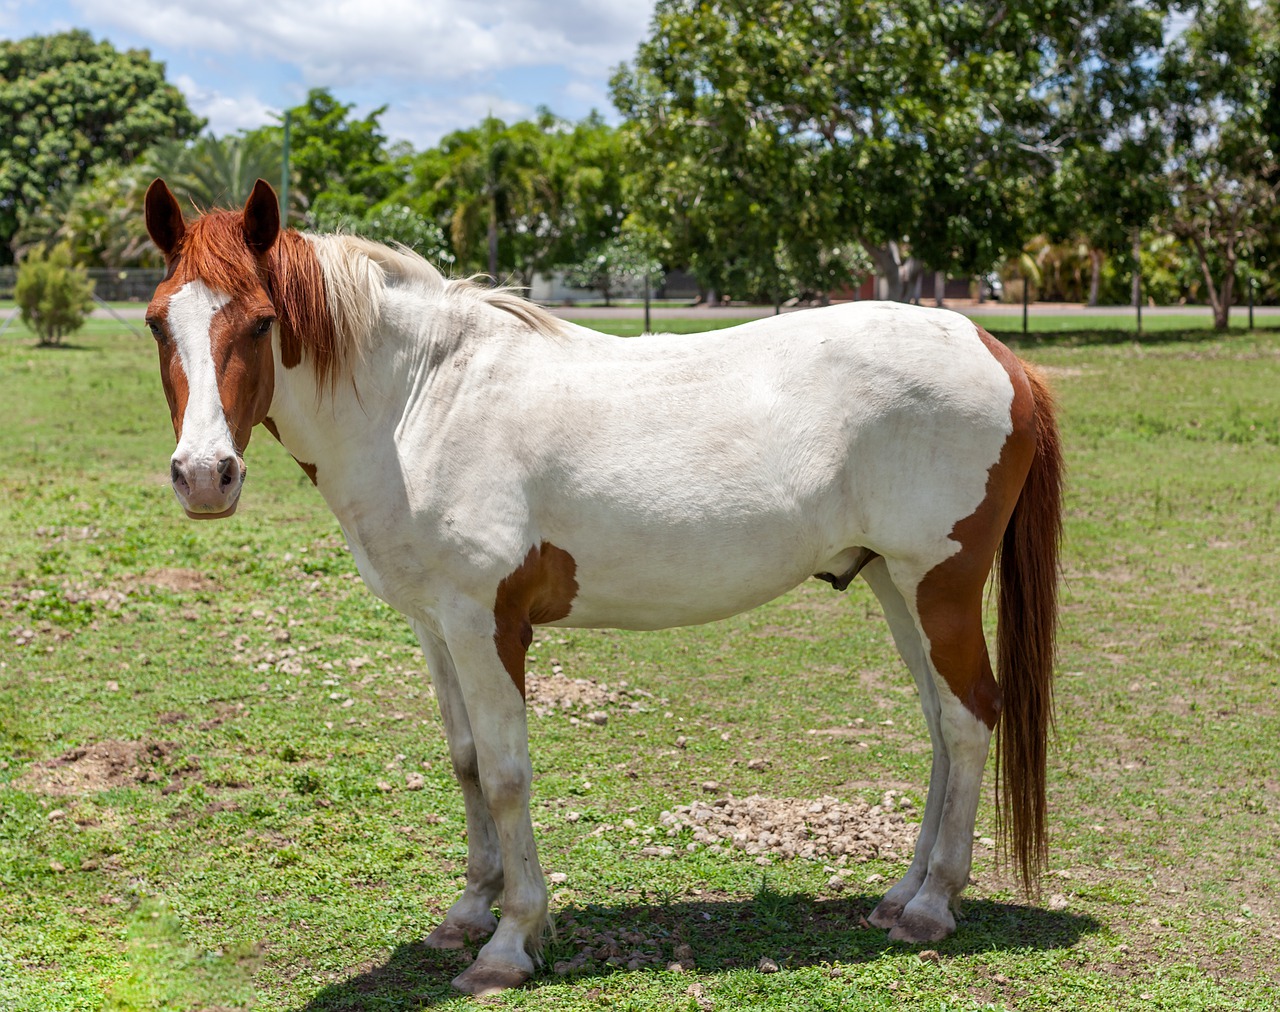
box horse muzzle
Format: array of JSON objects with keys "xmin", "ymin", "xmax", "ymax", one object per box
[{"xmin": 170, "ymin": 452, "xmax": 246, "ymax": 519}]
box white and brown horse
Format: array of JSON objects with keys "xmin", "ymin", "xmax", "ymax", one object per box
[{"xmin": 143, "ymin": 178, "xmax": 1063, "ymax": 995}]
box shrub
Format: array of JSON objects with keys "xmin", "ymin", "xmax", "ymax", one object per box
[{"xmin": 14, "ymin": 242, "xmax": 95, "ymax": 346}]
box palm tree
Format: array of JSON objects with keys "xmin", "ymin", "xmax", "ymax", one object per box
[
  {"xmin": 144, "ymin": 133, "xmax": 284, "ymax": 212},
  {"xmin": 433, "ymin": 117, "xmax": 540, "ymax": 280}
]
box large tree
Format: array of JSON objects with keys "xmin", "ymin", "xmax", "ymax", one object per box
[
  {"xmin": 1152, "ymin": 0, "xmax": 1279, "ymax": 329},
  {"xmin": 613, "ymin": 0, "xmax": 1169, "ymax": 301},
  {"xmin": 0, "ymin": 30, "xmax": 202, "ymax": 263}
]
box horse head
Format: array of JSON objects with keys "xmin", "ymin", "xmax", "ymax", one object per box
[{"xmin": 144, "ymin": 178, "xmax": 281, "ymax": 519}]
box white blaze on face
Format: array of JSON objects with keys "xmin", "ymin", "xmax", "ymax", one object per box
[{"xmin": 169, "ymin": 280, "xmax": 236, "ymax": 469}]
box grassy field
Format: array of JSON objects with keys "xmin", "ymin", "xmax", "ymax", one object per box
[{"xmin": 1, "ymin": 313, "xmax": 1278, "ymax": 1011}]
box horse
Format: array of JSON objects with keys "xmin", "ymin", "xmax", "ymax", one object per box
[{"xmin": 142, "ymin": 177, "xmax": 1063, "ymax": 996}]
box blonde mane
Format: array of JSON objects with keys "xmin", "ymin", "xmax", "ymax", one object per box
[{"xmin": 304, "ymin": 234, "xmax": 566, "ymax": 360}]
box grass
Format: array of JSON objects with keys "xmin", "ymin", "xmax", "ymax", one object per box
[{"xmin": 1, "ymin": 314, "xmax": 1278, "ymax": 1010}]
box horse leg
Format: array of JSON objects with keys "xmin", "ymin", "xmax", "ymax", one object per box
[
  {"xmin": 861, "ymin": 557, "xmax": 949, "ymax": 929},
  {"xmin": 438, "ymin": 608, "xmax": 545, "ymax": 996},
  {"xmin": 414, "ymin": 622, "xmax": 503, "ymax": 949},
  {"xmin": 864, "ymin": 558, "xmax": 1000, "ymax": 943}
]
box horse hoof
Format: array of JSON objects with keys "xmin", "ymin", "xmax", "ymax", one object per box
[
  {"xmin": 887, "ymin": 909, "xmax": 954, "ymax": 944},
  {"xmin": 425, "ymin": 916, "xmax": 497, "ymax": 949},
  {"xmin": 867, "ymin": 899, "xmax": 903, "ymax": 930},
  {"xmin": 452, "ymin": 959, "xmax": 531, "ymax": 996}
]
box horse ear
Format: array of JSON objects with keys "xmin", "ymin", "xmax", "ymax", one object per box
[
  {"xmin": 243, "ymin": 179, "xmax": 280, "ymax": 256},
  {"xmin": 145, "ymin": 178, "xmax": 186, "ymax": 257}
]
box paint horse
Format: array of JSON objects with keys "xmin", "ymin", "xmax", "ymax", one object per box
[{"xmin": 143, "ymin": 178, "xmax": 1063, "ymax": 995}]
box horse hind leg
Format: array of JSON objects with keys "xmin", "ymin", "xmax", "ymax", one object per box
[
  {"xmin": 860, "ymin": 558, "xmax": 950, "ymax": 930},
  {"xmin": 862, "ymin": 556, "xmax": 1001, "ymax": 943}
]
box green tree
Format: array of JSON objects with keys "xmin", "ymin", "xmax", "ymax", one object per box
[
  {"xmin": 15, "ymin": 243, "xmax": 96, "ymax": 346},
  {"xmin": 0, "ymin": 30, "xmax": 203, "ymax": 263},
  {"xmin": 144, "ymin": 132, "xmax": 285, "ymax": 211},
  {"xmin": 428, "ymin": 115, "xmax": 543, "ymax": 280},
  {"xmin": 275, "ymin": 89, "xmax": 400, "ymax": 218},
  {"xmin": 612, "ymin": 0, "xmax": 1167, "ymax": 301},
  {"xmin": 1153, "ymin": 0, "xmax": 1278, "ymax": 330},
  {"xmin": 564, "ymin": 234, "xmax": 662, "ymax": 305},
  {"xmin": 307, "ymin": 202, "xmax": 453, "ymax": 264}
]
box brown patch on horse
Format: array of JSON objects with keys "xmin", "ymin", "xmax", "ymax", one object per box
[
  {"xmin": 493, "ymin": 543, "xmax": 579, "ymax": 697},
  {"xmin": 209, "ymin": 300, "xmax": 275, "ymax": 452},
  {"xmin": 915, "ymin": 329, "xmax": 1037, "ymax": 729},
  {"xmin": 261, "ymin": 417, "xmax": 318, "ymax": 484}
]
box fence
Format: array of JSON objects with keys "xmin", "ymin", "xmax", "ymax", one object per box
[{"xmin": 0, "ymin": 267, "xmax": 165, "ymax": 302}]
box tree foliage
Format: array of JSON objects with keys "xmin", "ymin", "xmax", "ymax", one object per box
[
  {"xmin": 0, "ymin": 30, "xmax": 203, "ymax": 263},
  {"xmin": 613, "ymin": 0, "xmax": 1172, "ymax": 301},
  {"xmin": 15, "ymin": 242, "xmax": 96, "ymax": 346}
]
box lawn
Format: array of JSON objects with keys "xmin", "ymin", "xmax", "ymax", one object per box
[{"xmin": 1, "ymin": 314, "xmax": 1277, "ymax": 1011}]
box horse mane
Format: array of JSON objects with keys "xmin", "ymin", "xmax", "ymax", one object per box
[
  {"xmin": 173, "ymin": 208, "xmax": 564, "ymax": 397},
  {"xmin": 299, "ymin": 234, "xmax": 566, "ymax": 390}
]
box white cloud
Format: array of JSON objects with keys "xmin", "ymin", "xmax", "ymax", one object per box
[
  {"xmin": 175, "ymin": 74, "xmax": 282, "ymax": 135},
  {"xmin": 72, "ymin": 0, "xmax": 652, "ymax": 86}
]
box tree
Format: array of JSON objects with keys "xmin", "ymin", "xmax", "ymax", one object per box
[
  {"xmin": 0, "ymin": 30, "xmax": 203, "ymax": 263},
  {"xmin": 428, "ymin": 116, "xmax": 544, "ymax": 280},
  {"xmin": 1153, "ymin": 0, "xmax": 1279, "ymax": 330},
  {"xmin": 564, "ymin": 234, "xmax": 662, "ymax": 306},
  {"xmin": 15, "ymin": 243, "xmax": 95, "ymax": 346},
  {"xmin": 308, "ymin": 202, "xmax": 453, "ymax": 265},
  {"xmin": 612, "ymin": 1, "xmax": 1168, "ymax": 301},
  {"xmin": 145, "ymin": 132, "xmax": 285, "ymax": 211},
  {"xmin": 277, "ymin": 89, "xmax": 400, "ymax": 218}
]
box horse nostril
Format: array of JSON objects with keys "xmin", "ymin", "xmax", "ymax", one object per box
[
  {"xmin": 217, "ymin": 456, "xmax": 238, "ymax": 489},
  {"xmin": 170, "ymin": 460, "xmax": 183, "ymax": 485}
]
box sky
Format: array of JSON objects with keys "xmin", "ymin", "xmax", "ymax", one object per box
[{"xmin": 0, "ymin": 0, "xmax": 659, "ymax": 149}]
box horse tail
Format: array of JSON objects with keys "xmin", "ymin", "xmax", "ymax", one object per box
[{"xmin": 996, "ymin": 363, "xmax": 1064, "ymax": 894}]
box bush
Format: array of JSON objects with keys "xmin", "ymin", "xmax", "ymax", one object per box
[{"xmin": 14, "ymin": 242, "xmax": 95, "ymax": 346}]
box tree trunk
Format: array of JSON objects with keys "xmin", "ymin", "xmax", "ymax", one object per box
[
  {"xmin": 1088, "ymin": 249, "xmax": 1102, "ymax": 307},
  {"xmin": 487, "ymin": 194, "xmax": 499, "ymax": 281},
  {"xmin": 935, "ymin": 269, "xmax": 946, "ymax": 307},
  {"xmin": 1131, "ymin": 232, "xmax": 1142, "ymax": 309},
  {"xmin": 1190, "ymin": 234, "xmax": 1235, "ymax": 332},
  {"xmin": 863, "ymin": 240, "xmax": 923, "ymax": 302}
]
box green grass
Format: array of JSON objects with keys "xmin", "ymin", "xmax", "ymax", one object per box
[{"xmin": 1, "ymin": 314, "xmax": 1278, "ymax": 1010}]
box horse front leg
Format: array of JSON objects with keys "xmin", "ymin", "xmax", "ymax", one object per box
[
  {"xmin": 414, "ymin": 623, "xmax": 503, "ymax": 949},
  {"xmin": 437, "ymin": 607, "xmax": 545, "ymax": 996}
]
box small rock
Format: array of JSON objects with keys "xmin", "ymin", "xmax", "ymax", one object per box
[
  {"xmin": 700, "ymin": 781, "xmax": 719, "ymax": 793},
  {"xmin": 757, "ymin": 956, "xmax": 780, "ymax": 973},
  {"xmin": 918, "ymin": 949, "xmax": 941, "ymax": 963},
  {"xmin": 586, "ymin": 711, "xmax": 608, "ymax": 726},
  {"xmin": 673, "ymin": 943, "xmax": 694, "ymax": 963},
  {"xmin": 49, "ymin": 860, "xmax": 66, "ymax": 872},
  {"xmin": 376, "ymin": 780, "xmax": 393, "ymax": 792},
  {"xmin": 675, "ymin": 735, "xmax": 688, "ymax": 748},
  {"xmin": 1048, "ymin": 893, "xmax": 1068, "ymax": 910},
  {"xmin": 548, "ymin": 872, "xmax": 568, "ymax": 884},
  {"xmin": 404, "ymin": 772, "xmax": 425, "ymax": 790},
  {"xmin": 827, "ymin": 875, "xmax": 845, "ymax": 890},
  {"xmin": 47, "ymin": 809, "xmax": 67, "ymax": 822},
  {"xmin": 747, "ymin": 758, "xmax": 768, "ymax": 771},
  {"xmin": 666, "ymin": 961, "xmax": 685, "ymax": 972}
]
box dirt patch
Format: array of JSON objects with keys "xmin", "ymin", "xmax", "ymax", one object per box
[
  {"xmin": 14, "ymin": 740, "xmax": 179, "ymax": 795},
  {"xmin": 526, "ymin": 670, "xmax": 667, "ymax": 720},
  {"xmin": 134, "ymin": 568, "xmax": 219, "ymax": 593},
  {"xmin": 659, "ymin": 792, "xmax": 917, "ymax": 865}
]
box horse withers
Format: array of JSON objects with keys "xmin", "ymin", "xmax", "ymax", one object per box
[{"xmin": 143, "ymin": 178, "xmax": 1063, "ymax": 995}]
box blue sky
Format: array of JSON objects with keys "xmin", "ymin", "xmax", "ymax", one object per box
[{"xmin": 1, "ymin": 0, "xmax": 658, "ymax": 149}]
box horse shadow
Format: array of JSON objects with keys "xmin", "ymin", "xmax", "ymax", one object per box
[{"xmin": 293, "ymin": 891, "xmax": 1099, "ymax": 1010}]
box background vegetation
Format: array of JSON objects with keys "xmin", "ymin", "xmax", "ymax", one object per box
[{"xmin": 5, "ymin": 2, "xmax": 1280, "ymax": 326}]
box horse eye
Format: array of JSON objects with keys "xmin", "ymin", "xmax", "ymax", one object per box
[
  {"xmin": 146, "ymin": 320, "xmax": 166, "ymax": 342},
  {"xmin": 254, "ymin": 318, "xmax": 275, "ymax": 337}
]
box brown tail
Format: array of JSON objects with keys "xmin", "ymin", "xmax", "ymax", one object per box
[{"xmin": 996, "ymin": 364, "xmax": 1064, "ymax": 894}]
